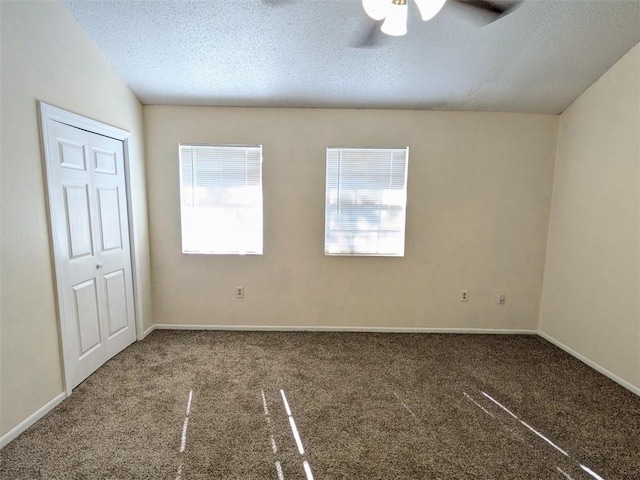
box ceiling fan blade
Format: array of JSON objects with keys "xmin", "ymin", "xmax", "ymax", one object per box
[
  {"xmin": 450, "ymin": 0, "xmax": 521, "ymax": 24},
  {"xmin": 352, "ymin": 19, "xmax": 386, "ymax": 49}
]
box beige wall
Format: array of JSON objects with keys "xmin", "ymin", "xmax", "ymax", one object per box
[
  {"xmin": 145, "ymin": 106, "xmax": 557, "ymax": 330},
  {"xmin": 539, "ymin": 44, "xmax": 640, "ymax": 390},
  {"xmin": 0, "ymin": 0, "xmax": 152, "ymax": 437}
]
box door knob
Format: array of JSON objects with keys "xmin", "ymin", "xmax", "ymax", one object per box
[{"xmin": 96, "ymin": 262, "xmax": 104, "ymax": 269}]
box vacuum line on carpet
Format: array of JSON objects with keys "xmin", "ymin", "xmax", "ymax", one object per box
[
  {"xmin": 580, "ymin": 464, "xmax": 606, "ymax": 480},
  {"xmin": 186, "ymin": 390, "xmax": 193, "ymax": 415},
  {"xmin": 288, "ymin": 417, "xmax": 305, "ymax": 455},
  {"xmin": 479, "ymin": 391, "xmax": 607, "ymax": 480},
  {"xmin": 463, "ymin": 392, "xmax": 495, "ymax": 418},
  {"xmin": 280, "ymin": 389, "xmax": 292, "ymax": 416},
  {"xmin": 481, "ymin": 391, "xmax": 518, "ymax": 419},
  {"xmin": 482, "ymin": 390, "xmax": 569, "ymax": 456},
  {"xmin": 556, "ymin": 466, "xmax": 575, "ymax": 480},
  {"xmin": 393, "ymin": 391, "xmax": 418, "ymax": 420},
  {"xmin": 261, "ymin": 390, "xmax": 286, "ymax": 478},
  {"xmin": 280, "ymin": 390, "xmax": 305, "ymax": 455},
  {"xmin": 303, "ymin": 460, "xmax": 315, "ymax": 480},
  {"xmin": 279, "ymin": 389, "xmax": 315, "ymax": 479},
  {"xmin": 519, "ymin": 420, "xmax": 568, "ymax": 456},
  {"xmin": 261, "ymin": 390, "xmax": 270, "ymax": 416},
  {"xmin": 261, "ymin": 391, "xmax": 279, "ymax": 453},
  {"xmin": 180, "ymin": 418, "xmax": 189, "ymax": 453},
  {"xmin": 175, "ymin": 389, "xmax": 194, "ymax": 480},
  {"xmin": 180, "ymin": 390, "xmax": 194, "ymax": 453}
]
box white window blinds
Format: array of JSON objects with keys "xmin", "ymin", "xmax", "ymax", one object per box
[
  {"xmin": 325, "ymin": 147, "xmax": 409, "ymax": 256},
  {"xmin": 179, "ymin": 144, "xmax": 263, "ymax": 255}
]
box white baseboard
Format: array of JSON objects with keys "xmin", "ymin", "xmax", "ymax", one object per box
[
  {"xmin": 142, "ymin": 323, "xmax": 157, "ymax": 339},
  {"xmin": 538, "ymin": 331, "xmax": 640, "ymax": 396},
  {"xmin": 150, "ymin": 324, "xmax": 538, "ymax": 335},
  {"xmin": 0, "ymin": 392, "xmax": 66, "ymax": 449}
]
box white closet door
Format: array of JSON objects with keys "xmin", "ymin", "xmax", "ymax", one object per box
[{"xmin": 45, "ymin": 119, "xmax": 136, "ymax": 389}]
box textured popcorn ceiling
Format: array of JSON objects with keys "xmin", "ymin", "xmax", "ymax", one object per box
[{"xmin": 63, "ymin": 0, "xmax": 640, "ymax": 114}]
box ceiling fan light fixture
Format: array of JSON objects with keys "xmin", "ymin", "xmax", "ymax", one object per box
[
  {"xmin": 381, "ymin": 1, "xmax": 408, "ymax": 36},
  {"xmin": 362, "ymin": 0, "xmax": 390, "ymax": 21},
  {"xmin": 414, "ymin": 0, "xmax": 447, "ymax": 21}
]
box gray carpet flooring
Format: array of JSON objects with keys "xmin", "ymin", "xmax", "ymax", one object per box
[{"xmin": 1, "ymin": 331, "xmax": 639, "ymax": 479}]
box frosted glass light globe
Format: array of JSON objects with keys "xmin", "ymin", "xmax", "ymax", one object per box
[{"xmin": 381, "ymin": 2, "xmax": 408, "ymax": 36}]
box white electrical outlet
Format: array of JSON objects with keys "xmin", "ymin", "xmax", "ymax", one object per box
[
  {"xmin": 460, "ymin": 290, "xmax": 469, "ymax": 302},
  {"xmin": 498, "ymin": 293, "xmax": 506, "ymax": 305},
  {"xmin": 235, "ymin": 286, "xmax": 244, "ymax": 299}
]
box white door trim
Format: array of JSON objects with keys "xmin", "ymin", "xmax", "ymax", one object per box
[{"xmin": 38, "ymin": 101, "xmax": 142, "ymax": 396}]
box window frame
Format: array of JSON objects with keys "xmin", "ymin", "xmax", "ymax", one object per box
[
  {"xmin": 178, "ymin": 143, "xmax": 264, "ymax": 255},
  {"xmin": 324, "ymin": 146, "xmax": 409, "ymax": 257}
]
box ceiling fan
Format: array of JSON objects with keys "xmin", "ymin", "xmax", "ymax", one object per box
[
  {"xmin": 356, "ymin": 0, "xmax": 522, "ymax": 47},
  {"xmin": 262, "ymin": 0, "xmax": 522, "ymax": 48}
]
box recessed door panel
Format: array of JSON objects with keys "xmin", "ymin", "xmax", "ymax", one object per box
[
  {"xmin": 72, "ymin": 279, "xmax": 102, "ymax": 356},
  {"xmin": 97, "ymin": 186, "xmax": 123, "ymax": 252},
  {"xmin": 64, "ymin": 184, "xmax": 93, "ymax": 259},
  {"xmin": 94, "ymin": 148, "xmax": 117, "ymax": 175},
  {"xmin": 104, "ymin": 269, "xmax": 128, "ymax": 336},
  {"xmin": 58, "ymin": 139, "xmax": 86, "ymax": 170}
]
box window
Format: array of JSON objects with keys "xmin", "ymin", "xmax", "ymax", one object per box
[
  {"xmin": 325, "ymin": 147, "xmax": 409, "ymax": 256},
  {"xmin": 179, "ymin": 144, "xmax": 263, "ymax": 254}
]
